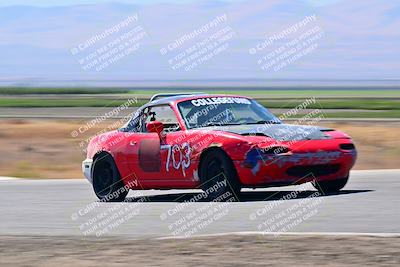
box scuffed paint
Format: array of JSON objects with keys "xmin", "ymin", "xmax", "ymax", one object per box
[
  {"xmin": 193, "ymin": 169, "xmax": 199, "ymax": 181},
  {"xmin": 209, "ymin": 142, "xmax": 223, "ymax": 148},
  {"xmin": 272, "ymin": 151, "xmax": 343, "ymax": 168},
  {"xmin": 243, "ymin": 147, "xmax": 357, "ymax": 177},
  {"xmin": 243, "ymin": 147, "xmax": 267, "ymax": 175}
]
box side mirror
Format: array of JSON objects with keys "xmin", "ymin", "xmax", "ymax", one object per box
[{"xmin": 146, "ymin": 121, "xmax": 164, "ymax": 138}]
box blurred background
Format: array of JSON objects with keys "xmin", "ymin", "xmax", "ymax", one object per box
[
  {"xmin": 1, "ymin": 2, "xmax": 400, "ymax": 266},
  {"xmin": 0, "ymin": 0, "xmax": 399, "ymax": 179}
]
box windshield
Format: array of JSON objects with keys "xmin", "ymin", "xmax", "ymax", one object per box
[{"xmin": 177, "ymin": 97, "xmax": 281, "ymax": 129}]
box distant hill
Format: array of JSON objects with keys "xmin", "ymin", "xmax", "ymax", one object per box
[{"xmin": 0, "ymin": 0, "xmax": 399, "ymax": 83}]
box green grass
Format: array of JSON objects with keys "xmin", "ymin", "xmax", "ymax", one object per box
[
  {"xmin": 0, "ymin": 98, "xmax": 399, "ymax": 118},
  {"xmin": 0, "ymin": 87, "xmax": 399, "ymax": 118},
  {"xmin": 1, "ymin": 98, "xmax": 399, "ymax": 110},
  {"xmin": 0, "ymin": 87, "xmax": 129, "ymax": 95},
  {"xmin": 278, "ymin": 110, "xmax": 400, "ymax": 119},
  {"xmin": 217, "ymin": 89, "xmax": 400, "ymax": 98},
  {"xmin": 257, "ymin": 99, "xmax": 400, "ymax": 110},
  {"xmin": 0, "ymin": 98, "xmax": 147, "ymax": 107},
  {"xmin": 322, "ymin": 110, "xmax": 400, "ymax": 118}
]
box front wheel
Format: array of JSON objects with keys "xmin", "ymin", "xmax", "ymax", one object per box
[
  {"xmin": 199, "ymin": 150, "xmax": 241, "ymax": 201},
  {"xmin": 92, "ymin": 153, "xmax": 128, "ymax": 202},
  {"xmin": 312, "ymin": 175, "xmax": 349, "ymax": 194}
]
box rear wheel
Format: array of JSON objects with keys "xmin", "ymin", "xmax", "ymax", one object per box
[
  {"xmin": 92, "ymin": 153, "xmax": 128, "ymax": 202},
  {"xmin": 199, "ymin": 150, "xmax": 241, "ymax": 201},
  {"xmin": 312, "ymin": 175, "xmax": 349, "ymax": 194}
]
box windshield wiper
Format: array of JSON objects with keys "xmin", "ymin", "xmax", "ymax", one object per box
[
  {"xmin": 247, "ymin": 120, "xmax": 281, "ymax": 125},
  {"xmin": 200, "ymin": 122, "xmax": 241, "ymax": 127}
]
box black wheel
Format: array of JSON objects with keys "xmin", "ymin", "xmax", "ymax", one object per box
[
  {"xmin": 312, "ymin": 175, "xmax": 349, "ymax": 194},
  {"xmin": 199, "ymin": 150, "xmax": 241, "ymax": 201},
  {"xmin": 92, "ymin": 153, "xmax": 128, "ymax": 202}
]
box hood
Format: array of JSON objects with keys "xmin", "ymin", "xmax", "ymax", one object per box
[{"xmin": 203, "ymin": 124, "xmax": 333, "ymax": 141}]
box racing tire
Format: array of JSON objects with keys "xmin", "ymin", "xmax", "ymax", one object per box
[
  {"xmin": 199, "ymin": 150, "xmax": 241, "ymax": 202},
  {"xmin": 92, "ymin": 153, "xmax": 128, "ymax": 202},
  {"xmin": 312, "ymin": 175, "xmax": 349, "ymax": 194}
]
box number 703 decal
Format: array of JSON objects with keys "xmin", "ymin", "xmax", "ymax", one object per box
[{"xmin": 161, "ymin": 142, "xmax": 191, "ymax": 177}]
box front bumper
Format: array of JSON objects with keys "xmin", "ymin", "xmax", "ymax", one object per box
[
  {"xmin": 82, "ymin": 159, "xmax": 93, "ymax": 184},
  {"xmin": 237, "ymin": 144, "xmax": 357, "ymax": 186}
]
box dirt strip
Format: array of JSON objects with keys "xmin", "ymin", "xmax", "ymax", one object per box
[
  {"xmin": 1, "ymin": 120, "xmax": 400, "ymax": 178},
  {"xmin": 0, "ymin": 234, "xmax": 399, "ymax": 266}
]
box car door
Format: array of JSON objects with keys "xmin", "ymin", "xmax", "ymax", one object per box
[
  {"xmin": 117, "ymin": 107, "xmax": 161, "ymax": 188},
  {"xmin": 125, "ymin": 104, "xmax": 195, "ymax": 187}
]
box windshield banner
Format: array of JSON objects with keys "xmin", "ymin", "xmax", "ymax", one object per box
[{"xmin": 191, "ymin": 97, "xmax": 251, "ymax": 106}]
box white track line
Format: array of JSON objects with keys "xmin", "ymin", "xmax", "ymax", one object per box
[
  {"xmin": 351, "ymin": 169, "xmax": 400, "ymax": 174},
  {"xmin": 0, "ymin": 176, "xmax": 19, "ymax": 181},
  {"xmin": 157, "ymin": 231, "xmax": 400, "ymax": 240}
]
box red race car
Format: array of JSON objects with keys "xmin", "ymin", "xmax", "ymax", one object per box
[{"xmin": 82, "ymin": 93, "xmax": 357, "ymax": 201}]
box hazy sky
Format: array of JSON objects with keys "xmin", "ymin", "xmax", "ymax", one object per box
[
  {"xmin": 0, "ymin": 0, "xmax": 397, "ymax": 81},
  {"xmin": 0, "ymin": 0, "xmax": 341, "ymax": 7},
  {"xmin": 0, "ymin": 0, "xmax": 238, "ymax": 7}
]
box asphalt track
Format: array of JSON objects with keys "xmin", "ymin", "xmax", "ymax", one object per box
[{"xmin": 0, "ymin": 169, "xmax": 399, "ymax": 239}]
